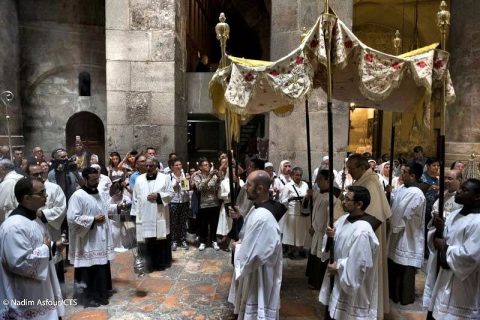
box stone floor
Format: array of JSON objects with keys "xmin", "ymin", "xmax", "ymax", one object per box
[{"xmin": 63, "ymin": 248, "xmax": 428, "ymax": 320}]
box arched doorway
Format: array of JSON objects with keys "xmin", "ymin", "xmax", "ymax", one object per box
[{"xmin": 66, "ymin": 112, "xmax": 105, "ymax": 161}]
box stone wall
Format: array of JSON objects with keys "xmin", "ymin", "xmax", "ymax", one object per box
[
  {"xmin": 18, "ymin": 0, "xmax": 106, "ymax": 154},
  {"xmin": 446, "ymin": 0, "xmax": 480, "ymax": 163},
  {"xmin": 106, "ymin": 0, "xmax": 187, "ymax": 164},
  {"xmin": 269, "ymin": 0, "xmax": 353, "ymax": 171},
  {"xmin": 0, "ymin": 0, "xmax": 22, "ymax": 148}
]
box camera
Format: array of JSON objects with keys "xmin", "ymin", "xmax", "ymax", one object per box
[{"xmin": 51, "ymin": 158, "xmax": 78, "ymax": 172}]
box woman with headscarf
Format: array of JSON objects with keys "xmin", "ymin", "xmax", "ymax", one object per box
[{"xmin": 272, "ymin": 160, "xmax": 292, "ymax": 196}]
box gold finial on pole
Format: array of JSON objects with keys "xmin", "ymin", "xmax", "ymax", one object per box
[
  {"xmin": 393, "ymin": 30, "xmax": 402, "ymax": 55},
  {"xmin": 437, "ymin": 1, "xmax": 450, "ymax": 137},
  {"xmin": 215, "ymin": 13, "xmax": 230, "ymax": 69},
  {"xmin": 215, "ymin": 13, "xmax": 232, "ymax": 152},
  {"xmin": 437, "ymin": 1, "xmax": 450, "ymax": 51}
]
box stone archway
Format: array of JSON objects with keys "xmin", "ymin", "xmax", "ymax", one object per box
[{"xmin": 66, "ymin": 111, "xmax": 105, "ymax": 160}]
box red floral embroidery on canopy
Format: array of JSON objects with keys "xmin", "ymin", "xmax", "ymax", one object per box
[
  {"xmin": 244, "ymin": 73, "xmax": 255, "ymax": 82},
  {"xmin": 295, "ymin": 56, "xmax": 304, "ymax": 65},
  {"xmin": 416, "ymin": 60, "xmax": 427, "ymax": 68},
  {"xmin": 391, "ymin": 62, "xmax": 402, "ymax": 70},
  {"xmin": 269, "ymin": 70, "xmax": 279, "ymax": 77},
  {"xmin": 434, "ymin": 60, "xmax": 444, "ymax": 69},
  {"xmin": 364, "ymin": 53, "xmax": 374, "ymax": 63}
]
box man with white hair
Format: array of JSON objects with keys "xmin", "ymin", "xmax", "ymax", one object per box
[{"xmin": 0, "ymin": 159, "xmax": 24, "ymax": 223}]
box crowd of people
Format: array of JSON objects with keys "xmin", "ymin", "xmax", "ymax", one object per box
[{"xmin": 0, "ymin": 141, "xmax": 479, "ymax": 319}]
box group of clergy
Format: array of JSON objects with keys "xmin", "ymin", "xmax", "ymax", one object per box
[{"xmin": 306, "ymin": 153, "xmax": 480, "ymax": 320}]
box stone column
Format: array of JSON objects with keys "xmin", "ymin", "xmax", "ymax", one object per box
[
  {"xmin": 445, "ymin": 0, "xmax": 480, "ymax": 163},
  {"xmin": 106, "ymin": 0, "xmax": 187, "ymax": 163},
  {"xmin": 0, "ymin": 0, "xmax": 22, "ymax": 148},
  {"xmin": 269, "ymin": 0, "xmax": 353, "ymax": 170}
]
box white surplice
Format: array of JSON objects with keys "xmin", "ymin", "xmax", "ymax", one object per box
[
  {"xmin": 422, "ymin": 192, "xmax": 462, "ymax": 309},
  {"xmin": 427, "ymin": 209, "xmax": 480, "ymax": 319},
  {"xmin": 319, "ymin": 214, "xmax": 379, "ymax": 320},
  {"xmin": 35, "ymin": 181, "xmax": 67, "ymax": 264},
  {"xmin": 0, "ymin": 170, "xmax": 24, "ymax": 222},
  {"xmin": 67, "ymin": 189, "xmax": 115, "ymax": 267},
  {"xmin": 352, "ymin": 168, "xmax": 392, "ymax": 318},
  {"xmin": 229, "ymin": 206, "xmax": 282, "ymax": 320},
  {"xmin": 217, "ymin": 177, "xmax": 244, "ymax": 236},
  {"xmin": 388, "ymin": 185, "xmax": 426, "ymax": 268},
  {"xmin": 131, "ymin": 173, "xmax": 173, "ymax": 242},
  {"xmin": 279, "ymin": 180, "xmax": 310, "ymax": 247},
  {"xmin": 0, "ymin": 213, "xmax": 64, "ymax": 320},
  {"xmin": 310, "ymin": 191, "xmax": 329, "ymax": 258}
]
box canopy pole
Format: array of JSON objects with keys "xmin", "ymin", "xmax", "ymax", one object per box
[
  {"xmin": 301, "ymin": 28, "xmax": 314, "ymax": 219},
  {"xmin": 322, "ymin": 2, "xmax": 336, "ymax": 317},
  {"xmin": 1, "ymin": 91, "xmax": 14, "ymax": 160},
  {"xmin": 437, "ymin": 1, "xmax": 450, "ymax": 220},
  {"xmin": 388, "ymin": 30, "xmax": 402, "ymax": 203},
  {"xmin": 216, "ymin": 13, "xmax": 235, "ymax": 206},
  {"xmin": 305, "ymin": 98, "xmax": 313, "ymax": 220}
]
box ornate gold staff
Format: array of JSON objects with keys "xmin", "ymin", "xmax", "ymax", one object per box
[
  {"xmin": 216, "ymin": 13, "xmax": 236, "ymax": 206},
  {"xmin": 216, "ymin": 13, "xmax": 231, "ymax": 150},
  {"xmin": 437, "ymin": 1, "xmax": 450, "ymax": 220},
  {"xmin": 1, "ymin": 91, "xmax": 14, "ymax": 160}
]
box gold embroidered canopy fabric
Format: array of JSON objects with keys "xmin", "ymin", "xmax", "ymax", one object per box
[{"xmin": 209, "ymin": 15, "xmax": 455, "ymax": 141}]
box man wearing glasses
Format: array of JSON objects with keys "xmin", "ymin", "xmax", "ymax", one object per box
[
  {"xmin": 27, "ymin": 163, "xmax": 67, "ymax": 290},
  {"xmin": 0, "ymin": 178, "xmax": 65, "ymax": 319},
  {"xmin": 319, "ymin": 186, "xmax": 381, "ymax": 320}
]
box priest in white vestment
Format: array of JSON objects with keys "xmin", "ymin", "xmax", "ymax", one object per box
[
  {"xmin": 426, "ymin": 178, "xmax": 480, "ymax": 320},
  {"xmin": 229, "ymin": 170, "xmax": 282, "ymax": 320},
  {"xmin": 387, "ymin": 162, "xmax": 426, "ymax": 305},
  {"xmin": 0, "ymin": 178, "xmax": 64, "ymax": 320},
  {"xmin": 27, "ymin": 163, "xmax": 68, "ymax": 289},
  {"xmin": 131, "ymin": 157, "xmax": 173, "ymax": 272},
  {"xmin": 279, "ymin": 167, "xmax": 311, "ymax": 257},
  {"xmin": 67, "ymin": 167, "xmax": 117, "ymax": 307},
  {"xmin": 0, "ymin": 159, "xmax": 24, "ymax": 223},
  {"xmin": 319, "ymin": 186, "xmax": 381, "ymax": 320},
  {"xmin": 347, "ymin": 154, "xmax": 392, "ymax": 318},
  {"xmin": 422, "ymin": 169, "xmax": 462, "ymax": 309}
]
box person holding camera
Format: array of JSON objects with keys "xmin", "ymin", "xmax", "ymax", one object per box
[
  {"xmin": 47, "ymin": 148, "xmax": 83, "ymax": 202},
  {"xmin": 193, "ymin": 158, "xmax": 221, "ymax": 251},
  {"xmin": 279, "ymin": 166, "xmax": 310, "ymax": 259}
]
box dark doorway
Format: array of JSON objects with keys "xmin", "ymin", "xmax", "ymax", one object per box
[{"xmin": 66, "ymin": 111, "xmax": 105, "ymax": 161}]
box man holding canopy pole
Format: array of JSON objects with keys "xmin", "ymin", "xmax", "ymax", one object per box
[
  {"xmin": 319, "ymin": 186, "xmax": 381, "ymax": 320},
  {"xmin": 346, "ymin": 153, "xmax": 392, "ymax": 318}
]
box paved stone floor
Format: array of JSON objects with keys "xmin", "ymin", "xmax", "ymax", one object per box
[{"xmin": 63, "ymin": 248, "xmax": 428, "ymax": 319}]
